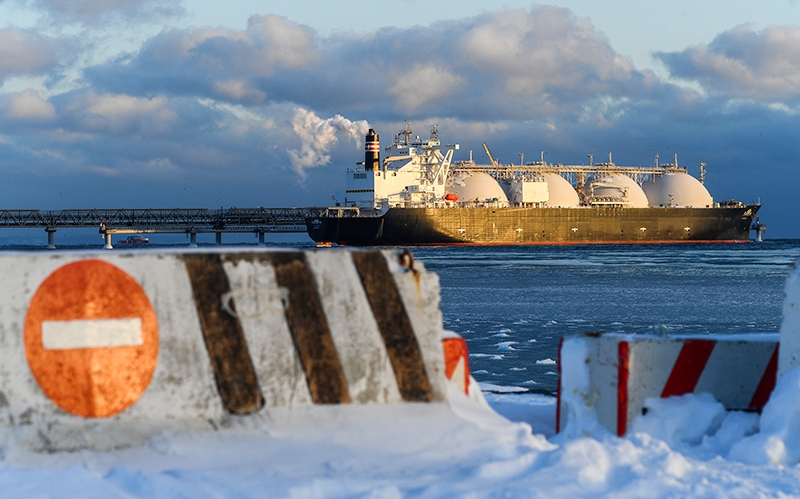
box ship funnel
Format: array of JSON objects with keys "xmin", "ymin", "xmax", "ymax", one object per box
[{"xmin": 365, "ymin": 129, "xmax": 380, "ymax": 171}]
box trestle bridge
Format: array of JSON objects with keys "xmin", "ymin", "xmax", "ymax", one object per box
[{"xmin": 0, "ymin": 207, "xmax": 324, "ymax": 249}]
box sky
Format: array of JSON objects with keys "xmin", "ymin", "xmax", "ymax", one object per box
[{"xmin": 0, "ymin": 0, "xmax": 799, "ymax": 238}]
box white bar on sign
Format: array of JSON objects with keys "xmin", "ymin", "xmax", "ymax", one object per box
[{"xmin": 42, "ymin": 318, "xmax": 143, "ymax": 350}]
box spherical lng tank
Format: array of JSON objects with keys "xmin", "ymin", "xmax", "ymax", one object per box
[
  {"xmin": 590, "ymin": 174, "xmax": 649, "ymax": 208},
  {"xmin": 448, "ymin": 172, "xmax": 509, "ymax": 204},
  {"xmin": 642, "ymin": 172, "xmax": 713, "ymax": 207},
  {"xmin": 542, "ymin": 173, "xmax": 580, "ymax": 207}
]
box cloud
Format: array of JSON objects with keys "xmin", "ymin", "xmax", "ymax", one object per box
[
  {"xmin": 459, "ymin": 7, "xmax": 628, "ymax": 93},
  {"xmin": 287, "ymin": 108, "xmax": 369, "ymax": 176},
  {"xmin": 453, "ymin": 7, "xmax": 650, "ymax": 118},
  {"xmin": 25, "ymin": 0, "xmax": 183, "ymax": 26},
  {"xmin": 82, "ymin": 6, "xmax": 659, "ymax": 122},
  {"xmin": 213, "ymin": 80, "xmax": 267, "ymax": 104},
  {"xmin": 333, "ymin": 7, "xmax": 653, "ymax": 120},
  {"xmin": 0, "ymin": 87, "xmax": 282, "ymax": 175},
  {"xmin": 0, "ymin": 28, "xmax": 64, "ymax": 82},
  {"xmin": 388, "ymin": 65, "xmax": 464, "ymax": 112},
  {"xmin": 246, "ymin": 14, "xmax": 321, "ymax": 69},
  {"xmin": 656, "ymin": 25, "xmax": 800, "ymax": 103},
  {"xmin": 0, "ymin": 6, "xmax": 798, "ymax": 236},
  {"xmin": 85, "ymin": 15, "xmax": 320, "ymax": 104},
  {"xmin": 75, "ymin": 92, "xmax": 178, "ymax": 135},
  {"xmin": 5, "ymin": 90, "xmax": 56, "ymax": 120}
]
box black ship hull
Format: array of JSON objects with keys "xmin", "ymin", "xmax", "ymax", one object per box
[{"xmin": 306, "ymin": 205, "xmax": 760, "ymax": 246}]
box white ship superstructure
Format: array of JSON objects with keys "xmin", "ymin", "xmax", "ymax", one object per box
[
  {"xmin": 343, "ymin": 124, "xmax": 722, "ymax": 211},
  {"xmin": 344, "ymin": 124, "xmax": 458, "ymax": 211}
]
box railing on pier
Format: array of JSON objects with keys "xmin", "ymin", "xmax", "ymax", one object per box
[{"xmin": 0, "ymin": 207, "xmax": 325, "ymax": 231}]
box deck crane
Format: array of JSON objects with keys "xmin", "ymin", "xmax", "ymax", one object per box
[{"xmin": 482, "ymin": 142, "xmax": 499, "ymax": 167}]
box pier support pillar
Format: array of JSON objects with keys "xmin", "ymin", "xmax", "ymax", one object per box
[
  {"xmin": 257, "ymin": 231, "xmax": 265, "ymax": 247},
  {"xmin": 104, "ymin": 232, "xmax": 113, "ymax": 250},
  {"xmin": 215, "ymin": 232, "xmax": 222, "ymax": 246},
  {"xmin": 189, "ymin": 232, "xmax": 198, "ymax": 248},
  {"xmin": 45, "ymin": 227, "xmax": 56, "ymax": 250}
]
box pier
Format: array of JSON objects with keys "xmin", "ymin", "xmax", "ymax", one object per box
[{"xmin": 0, "ymin": 207, "xmax": 324, "ymax": 249}]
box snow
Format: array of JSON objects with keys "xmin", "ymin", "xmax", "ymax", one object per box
[
  {"xmin": 1, "ymin": 372, "xmax": 800, "ymax": 497},
  {"xmin": 0, "ymin": 264, "xmax": 796, "ymax": 497},
  {"xmin": 730, "ymin": 367, "xmax": 800, "ymax": 466}
]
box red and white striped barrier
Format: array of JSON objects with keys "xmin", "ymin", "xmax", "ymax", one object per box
[
  {"xmin": 0, "ymin": 248, "xmax": 448, "ymax": 451},
  {"xmin": 442, "ymin": 332, "xmax": 470, "ymax": 395},
  {"xmin": 557, "ymin": 332, "xmax": 779, "ymax": 436}
]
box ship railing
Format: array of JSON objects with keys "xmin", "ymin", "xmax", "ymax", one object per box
[
  {"xmin": 450, "ymin": 200, "xmax": 511, "ymax": 209},
  {"xmin": 324, "ymin": 206, "xmax": 361, "ymax": 218},
  {"xmin": 510, "ymin": 202, "xmax": 547, "ymax": 208},
  {"xmin": 718, "ymin": 199, "xmax": 745, "ymax": 208},
  {"xmin": 587, "ymin": 197, "xmax": 631, "ymax": 207},
  {"xmin": 453, "ymin": 163, "xmax": 678, "ymax": 176}
]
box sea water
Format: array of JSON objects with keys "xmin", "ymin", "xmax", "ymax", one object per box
[{"xmin": 414, "ymin": 240, "xmax": 800, "ymax": 394}]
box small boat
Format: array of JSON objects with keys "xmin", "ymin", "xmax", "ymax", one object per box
[{"xmin": 117, "ymin": 235, "xmax": 150, "ymax": 245}]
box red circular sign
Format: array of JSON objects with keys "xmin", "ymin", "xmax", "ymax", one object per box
[{"xmin": 24, "ymin": 259, "xmax": 159, "ymax": 418}]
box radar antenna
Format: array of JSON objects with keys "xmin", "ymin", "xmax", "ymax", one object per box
[{"xmin": 398, "ymin": 120, "xmax": 412, "ymax": 144}]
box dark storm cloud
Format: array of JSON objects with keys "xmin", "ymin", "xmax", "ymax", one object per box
[{"xmin": 656, "ymin": 24, "xmax": 800, "ymax": 102}]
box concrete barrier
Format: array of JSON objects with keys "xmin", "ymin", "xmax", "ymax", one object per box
[
  {"xmin": 0, "ymin": 248, "xmax": 447, "ymax": 451},
  {"xmin": 557, "ymin": 332, "xmax": 779, "ymax": 436}
]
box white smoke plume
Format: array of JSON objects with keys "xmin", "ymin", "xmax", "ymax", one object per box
[{"xmin": 287, "ymin": 108, "xmax": 370, "ymax": 177}]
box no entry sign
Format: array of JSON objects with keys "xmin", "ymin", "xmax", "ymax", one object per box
[{"xmin": 24, "ymin": 259, "xmax": 159, "ymax": 418}]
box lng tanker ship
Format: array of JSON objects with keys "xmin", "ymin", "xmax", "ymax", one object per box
[{"xmin": 305, "ymin": 124, "xmax": 759, "ymax": 246}]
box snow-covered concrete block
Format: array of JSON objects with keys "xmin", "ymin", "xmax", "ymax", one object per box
[
  {"xmin": 0, "ymin": 248, "xmax": 446, "ymax": 451},
  {"xmin": 557, "ymin": 332, "xmax": 779, "ymax": 436}
]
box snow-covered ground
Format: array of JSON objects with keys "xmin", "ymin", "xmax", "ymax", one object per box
[{"xmin": 2, "ymin": 372, "xmax": 800, "ymax": 498}]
